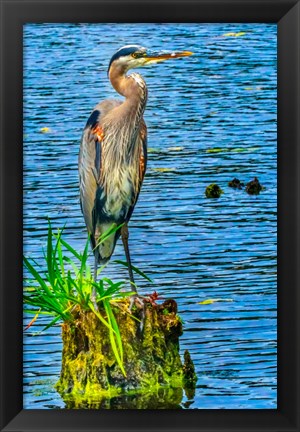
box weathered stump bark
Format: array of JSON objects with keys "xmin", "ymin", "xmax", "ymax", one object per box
[{"xmin": 56, "ymin": 297, "xmax": 196, "ymax": 408}]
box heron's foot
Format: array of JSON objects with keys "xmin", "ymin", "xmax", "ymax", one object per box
[{"xmin": 129, "ymin": 294, "xmax": 145, "ymax": 311}]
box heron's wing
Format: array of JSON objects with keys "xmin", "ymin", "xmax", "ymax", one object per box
[
  {"xmin": 79, "ymin": 108, "xmax": 105, "ymax": 246},
  {"xmin": 126, "ymin": 120, "xmax": 147, "ymax": 222},
  {"xmin": 79, "ymin": 99, "xmax": 124, "ymax": 253},
  {"xmin": 139, "ymin": 120, "xmax": 147, "ymax": 184}
]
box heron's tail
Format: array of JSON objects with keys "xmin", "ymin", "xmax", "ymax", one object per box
[{"xmin": 90, "ymin": 225, "xmax": 121, "ymax": 265}]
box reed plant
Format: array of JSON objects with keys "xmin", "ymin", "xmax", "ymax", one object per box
[{"xmin": 23, "ymin": 221, "xmax": 150, "ymax": 376}]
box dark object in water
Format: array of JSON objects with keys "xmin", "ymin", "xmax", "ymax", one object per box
[
  {"xmin": 228, "ymin": 178, "xmax": 244, "ymax": 189},
  {"xmin": 246, "ymin": 177, "xmax": 264, "ymax": 195},
  {"xmin": 183, "ymin": 350, "xmax": 197, "ymax": 388},
  {"xmin": 205, "ymin": 183, "xmax": 223, "ymax": 198},
  {"xmin": 182, "ymin": 349, "xmax": 197, "ymax": 401}
]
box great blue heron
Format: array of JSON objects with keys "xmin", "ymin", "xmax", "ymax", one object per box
[{"xmin": 78, "ymin": 45, "xmax": 192, "ymax": 297}]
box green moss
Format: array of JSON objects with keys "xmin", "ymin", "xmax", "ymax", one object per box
[
  {"xmin": 61, "ymin": 385, "xmax": 184, "ymax": 409},
  {"xmin": 56, "ymin": 299, "xmax": 196, "ymax": 407}
]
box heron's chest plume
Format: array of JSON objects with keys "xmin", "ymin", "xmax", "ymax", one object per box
[
  {"xmin": 99, "ymin": 123, "xmax": 141, "ymax": 220},
  {"xmin": 100, "ymin": 166, "xmax": 137, "ymax": 222}
]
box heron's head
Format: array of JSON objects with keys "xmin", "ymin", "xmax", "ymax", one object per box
[{"xmin": 108, "ymin": 45, "xmax": 193, "ymax": 75}]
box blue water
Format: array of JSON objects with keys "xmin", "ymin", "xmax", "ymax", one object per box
[{"xmin": 23, "ymin": 23, "xmax": 277, "ymax": 409}]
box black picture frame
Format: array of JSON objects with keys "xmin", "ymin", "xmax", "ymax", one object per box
[{"xmin": 0, "ymin": 0, "xmax": 299, "ymax": 431}]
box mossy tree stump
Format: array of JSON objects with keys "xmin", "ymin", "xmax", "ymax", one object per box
[{"xmin": 56, "ymin": 297, "xmax": 196, "ymax": 407}]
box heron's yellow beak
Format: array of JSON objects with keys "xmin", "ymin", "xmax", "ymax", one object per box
[{"xmin": 144, "ymin": 50, "xmax": 193, "ymax": 64}]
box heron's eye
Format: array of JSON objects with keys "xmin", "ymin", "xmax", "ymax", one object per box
[{"xmin": 131, "ymin": 53, "xmax": 139, "ymax": 58}]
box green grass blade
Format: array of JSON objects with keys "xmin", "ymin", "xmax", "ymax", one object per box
[
  {"xmin": 86, "ymin": 263, "xmax": 91, "ymax": 281},
  {"xmin": 57, "ymin": 238, "xmax": 65, "ymax": 278},
  {"xmin": 24, "ymin": 309, "xmax": 53, "ymax": 315},
  {"xmin": 81, "ymin": 237, "xmax": 90, "ymax": 269},
  {"xmin": 78, "ymin": 237, "xmax": 90, "ymax": 292},
  {"xmin": 92, "ymin": 223, "xmax": 124, "ymax": 252},
  {"xmin": 23, "ymin": 294, "xmax": 67, "ymax": 318},
  {"xmin": 100, "ymin": 223, "xmax": 122, "ymax": 241},
  {"xmin": 56, "ymin": 237, "xmax": 81, "ymax": 261},
  {"xmin": 47, "ymin": 220, "xmax": 55, "ymax": 285},
  {"xmin": 114, "ymin": 260, "xmax": 153, "ymax": 283},
  {"xmin": 87, "ymin": 300, "xmax": 114, "ymax": 332},
  {"xmin": 95, "ymin": 279, "xmax": 105, "ymax": 297},
  {"xmin": 41, "ymin": 315, "xmax": 62, "ymax": 332},
  {"xmin": 53, "ymin": 226, "xmax": 66, "ymax": 281},
  {"xmin": 63, "ymin": 256, "xmax": 80, "ymax": 277},
  {"xmin": 97, "ymin": 262, "xmax": 109, "ymax": 276},
  {"xmin": 101, "ymin": 280, "xmax": 125, "ymax": 298},
  {"xmin": 103, "ymin": 299, "xmax": 126, "ymax": 376},
  {"xmin": 23, "ymin": 256, "xmax": 54, "ymax": 298}
]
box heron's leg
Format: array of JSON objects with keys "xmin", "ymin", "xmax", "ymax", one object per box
[
  {"xmin": 121, "ymin": 225, "xmax": 146, "ymax": 330},
  {"xmin": 91, "ymin": 249, "xmax": 99, "ymax": 309},
  {"xmin": 121, "ymin": 223, "xmax": 137, "ymax": 293}
]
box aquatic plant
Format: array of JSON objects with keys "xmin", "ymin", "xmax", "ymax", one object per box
[
  {"xmin": 23, "ymin": 221, "xmax": 149, "ymax": 375},
  {"xmin": 205, "ymin": 183, "xmax": 223, "ymax": 198}
]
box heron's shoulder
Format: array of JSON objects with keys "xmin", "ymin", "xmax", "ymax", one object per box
[
  {"xmin": 84, "ymin": 99, "xmax": 122, "ymax": 130},
  {"xmin": 96, "ymin": 99, "xmax": 122, "ymax": 117}
]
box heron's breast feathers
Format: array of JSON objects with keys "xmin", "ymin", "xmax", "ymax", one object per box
[{"xmin": 99, "ymin": 163, "xmax": 139, "ymax": 222}]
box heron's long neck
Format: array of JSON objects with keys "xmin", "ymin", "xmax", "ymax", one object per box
[{"xmin": 109, "ymin": 67, "xmax": 148, "ymax": 127}]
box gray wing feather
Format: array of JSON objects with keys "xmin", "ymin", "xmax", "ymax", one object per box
[
  {"xmin": 126, "ymin": 120, "xmax": 147, "ymax": 222},
  {"xmin": 78, "ymin": 99, "xmax": 122, "ymax": 248},
  {"xmin": 78, "ymin": 121, "xmax": 99, "ymax": 238}
]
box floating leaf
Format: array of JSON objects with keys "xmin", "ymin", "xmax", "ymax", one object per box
[
  {"xmin": 206, "ymin": 148, "xmax": 223, "ymax": 153},
  {"xmin": 223, "ymin": 32, "xmax": 246, "ymax": 37},
  {"xmin": 148, "ymin": 147, "xmax": 161, "ymax": 153},
  {"xmin": 198, "ymin": 298, "xmax": 233, "ymax": 305},
  {"xmin": 233, "ymin": 148, "xmax": 246, "ymax": 153},
  {"xmin": 168, "ymin": 146, "xmax": 184, "ymax": 151},
  {"xmin": 206, "ymin": 147, "xmax": 259, "ymax": 154},
  {"xmin": 152, "ymin": 167, "xmax": 176, "ymax": 173},
  {"xmin": 232, "ymin": 147, "xmax": 259, "ymax": 153},
  {"xmin": 244, "ymin": 86, "xmax": 262, "ymax": 91},
  {"xmin": 40, "ymin": 127, "xmax": 51, "ymax": 133}
]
